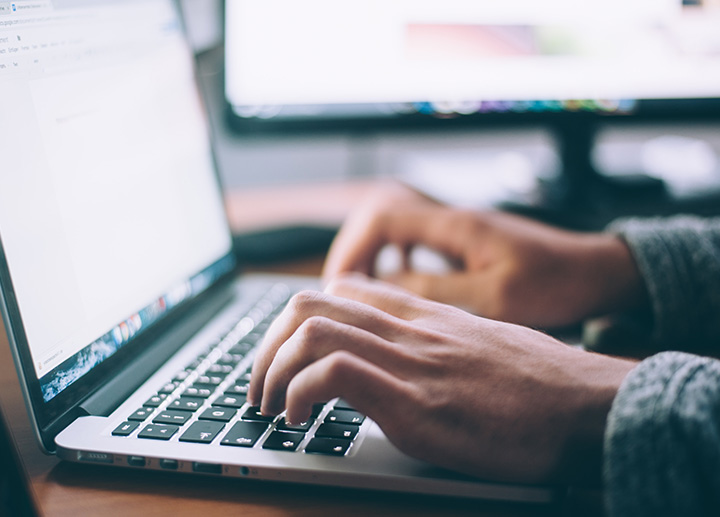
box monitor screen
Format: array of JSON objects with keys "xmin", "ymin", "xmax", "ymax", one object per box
[
  {"xmin": 225, "ymin": 0, "xmax": 720, "ymax": 125},
  {"xmin": 0, "ymin": 0, "xmax": 234, "ymax": 403}
]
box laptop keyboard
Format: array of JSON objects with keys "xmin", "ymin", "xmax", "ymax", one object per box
[{"xmin": 111, "ymin": 283, "xmax": 365, "ymax": 459}]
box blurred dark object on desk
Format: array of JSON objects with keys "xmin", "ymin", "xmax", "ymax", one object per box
[{"xmin": 233, "ymin": 225, "xmax": 337, "ymax": 265}]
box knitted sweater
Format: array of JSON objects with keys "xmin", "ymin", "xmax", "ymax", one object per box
[{"xmin": 603, "ymin": 217, "xmax": 720, "ymax": 516}]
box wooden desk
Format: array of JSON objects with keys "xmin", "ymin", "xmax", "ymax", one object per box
[{"xmin": 0, "ymin": 184, "xmax": 600, "ymax": 516}]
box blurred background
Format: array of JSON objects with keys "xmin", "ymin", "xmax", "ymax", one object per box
[{"xmin": 180, "ymin": 0, "xmax": 720, "ymax": 260}]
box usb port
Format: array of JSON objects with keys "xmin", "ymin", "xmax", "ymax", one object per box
[
  {"xmin": 127, "ymin": 456, "xmax": 146, "ymax": 467},
  {"xmin": 159, "ymin": 458, "xmax": 178, "ymax": 470},
  {"xmin": 192, "ymin": 462, "xmax": 222, "ymax": 474}
]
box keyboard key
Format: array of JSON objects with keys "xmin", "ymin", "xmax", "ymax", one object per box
[
  {"xmin": 211, "ymin": 394, "xmax": 246, "ymax": 409},
  {"xmin": 276, "ymin": 417, "xmax": 314, "ymax": 432},
  {"xmin": 179, "ymin": 421, "xmax": 225, "ymax": 444},
  {"xmin": 224, "ymin": 383, "xmax": 249, "ymax": 396},
  {"xmin": 169, "ymin": 396, "xmax": 205, "ymax": 412},
  {"xmin": 241, "ymin": 406, "xmax": 276, "ymax": 422},
  {"xmin": 158, "ymin": 382, "xmax": 179, "ymax": 394},
  {"xmin": 228, "ymin": 342, "xmax": 253, "ymax": 355},
  {"xmin": 153, "ymin": 410, "xmax": 192, "ymax": 426},
  {"xmin": 138, "ymin": 424, "xmax": 179, "ymax": 440},
  {"xmin": 325, "ymin": 410, "xmax": 365, "ymax": 426},
  {"xmin": 314, "ymin": 423, "xmax": 358, "ymax": 440},
  {"xmin": 311, "ymin": 403, "xmax": 327, "ymax": 417},
  {"xmin": 112, "ymin": 421, "xmax": 139, "ymax": 436},
  {"xmin": 183, "ymin": 386, "xmax": 213, "ymax": 398},
  {"xmin": 172, "ymin": 370, "xmax": 191, "ymax": 382},
  {"xmin": 128, "ymin": 408, "xmax": 153, "ymax": 421},
  {"xmin": 193, "ymin": 375, "xmax": 224, "ymax": 388},
  {"xmin": 333, "ymin": 399, "xmax": 355, "ymax": 410},
  {"xmin": 206, "ymin": 363, "xmax": 234, "ymax": 376},
  {"xmin": 199, "ymin": 407, "xmax": 236, "ymax": 422},
  {"xmin": 262, "ymin": 431, "xmax": 304, "ymax": 452},
  {"xmin": 143, "ymin": 394, "xmax": 168, "ymax": 407},
  {"xmin": 216, "ymin": 353, "xmax": 243, "ymax": 367},
  {"xmin": 304, "ymin": 438, "xmax": 351, "ymax": 456},
  {"xmin": 221, "ymin": 421, "xmax": 269, "ymax": 447}
]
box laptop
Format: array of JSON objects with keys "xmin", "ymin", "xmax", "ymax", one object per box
[{"xmin": 0, "ymin": 0, "xmax": 553, "ymax": 503}]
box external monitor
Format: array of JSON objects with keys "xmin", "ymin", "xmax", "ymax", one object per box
[{"xmin": 225, "ymin": 0, "xmax": 720, "ymax": 209}]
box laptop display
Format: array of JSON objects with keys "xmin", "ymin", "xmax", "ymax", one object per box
[{"xmin": 0, "ymin": 0, "xmax": 234, "ymax": 410}]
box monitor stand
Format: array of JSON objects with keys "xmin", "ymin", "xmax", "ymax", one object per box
[{"xmin": 502, "ymin": 119, "xmax": 668, "ymax": 230}]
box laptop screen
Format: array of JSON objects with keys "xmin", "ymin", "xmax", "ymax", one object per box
[{"xmin": 0, "ymin": 0, "xmax": 234, "ymax": 403}]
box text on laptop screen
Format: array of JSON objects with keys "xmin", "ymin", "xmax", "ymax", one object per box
[{"xmin": 0, "ymin": 0, "xmax": 234, "ymax": 401}]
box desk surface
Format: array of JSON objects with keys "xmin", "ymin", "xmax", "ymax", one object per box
[{"xmin": 0, "ymin": 186, "xmax": 601, "ymax": 517}]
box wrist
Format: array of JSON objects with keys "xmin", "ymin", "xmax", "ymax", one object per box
[
  {"xmin": 557, "ymin": 353, "xmax": 638, "ymax": 486},
  {"xmin": 579, "ymin": 233, "xmax": 649, "ymax": 318}
]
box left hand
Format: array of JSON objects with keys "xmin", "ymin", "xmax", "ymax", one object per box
[{"xmin": 249, "ymin": 274, "xmax": 637, "ymax": 484}]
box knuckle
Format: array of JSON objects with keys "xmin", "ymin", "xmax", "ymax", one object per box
[
  {"xmin": 287, "ymin": 290, "xmax": 325, "ymax": 316},
  {"xmin": 322, "ymin": 351, "xmax": 356, "ymax": 384},
  {"xmin": 297, "ymin": 315, "xmax": 333, "ymax": 343}
]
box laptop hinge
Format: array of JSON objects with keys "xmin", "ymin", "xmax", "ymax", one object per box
[{"xmin": 78, "ymin": 283, "xmax": 235, "ymax": 417}]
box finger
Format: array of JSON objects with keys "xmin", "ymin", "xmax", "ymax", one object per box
[
  {"xmin": 324, "ymin": 273, "xmax": 434, "ymax": 320},
  {"xmin": 387, "ymin": 271, "xmax": 488, "ymax": 314},
  {"xmin": 260, "ymin": 317, "xmax": 407, "ymax": 415},
  {"xmin": 249, "ymin": 288, "xmax": 409, "ymax": 405},
  {"xmin": 323, "ymin": 203, "xmax": 465, "ymax": 281},
  {"xmin": 284, "ymin": 350, "xmax": 411, "ymax": 431}
]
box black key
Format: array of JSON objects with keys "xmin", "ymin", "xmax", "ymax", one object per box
[
  {"xmin": 211, "ymin": 394, "xmax": 246, "ymax": 409},
  {"xmin": 325, "ymin": 410, "xmax": 365, "ymax": 426},
  {"xmin": 169, "ymin": 396, "xmax": 205, "ymax": 412},
  {"xmin": 311, "ymin": 403, "xmax": 327, "ymax": 417},
  {"xmin": 179, "ymin": 421, "xmax": 225, "ymax": 444},
  {"xmin": 199, "ymin": 407, "xmax": 236, "ymax": 422},
  {"xmin": 276, "ymin": 417, "xmax": 314, "ymax": 432},
  {"xmin": 262, "ymin": 431, "xmax": 304, "ymax": 452},
  {"xmin": 333, "ymin": 399, "xmax": 355, "ymax": 410},
  {"xmin": 228, "ymin": 342, "xmax": 252, "ymax": 355},
  {"xmin": 143, "ymin": 394, "xmax": 168, "ymax": 407},
  {"xmin": 153, "ymin": 410, "xmax": 192, "ymax": 426},
  {"xmin": 172, "ymin": 370, "xmax": 191, "ymax": 382},
  {"xmin": 314, "ymin": 423, "xmax": 358, "ymax": 440},
  {"xmin": 128, "ymin": 408, "xmax": 153, "ymax": 421},
  {"xmin": 158, "ymin": 381, "xmax": 179, "ymax": 394},
  {"xmin": 183, "ymin": 386, "xmax": 213, "ymax": 398},
  {"xmin": 186, "ymin": 358, "xmax": 203, "ymax": 370},
  {"xmin": 220, "ymin": 421, "xmax": 268, "ymax": 447},
  {"xmin": 138, "ymin": 424, "xmax": 179, "ymax": 440},
  {"xmin": 193, "ymin": 375, "xmax": 223, "ymax": 388},
  {"xmin": 216, "ymin": 353, "xmax": 243, "ymax": 366},
  {"xmin": 241, "ymin": 406, "xmax": 276, "ymax": 422},
  {"xmin": 206, "ymin": 363, "xmax": 233, "ymax": 376},
  {"xmin": 224, "ymin": 383, "xmax": 249, "ymax": 396},
  {"xmin": 304, "ymin": 437, "xmax": 351, "ymax": 456},
  {"xmin": 112, "ymin": 421, "xmax": 139, "ymax": 436}
]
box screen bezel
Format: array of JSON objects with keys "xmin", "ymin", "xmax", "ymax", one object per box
[
  {"xmin": 0, "ymin": 0, "xmax": 238, "ymax": 452},
  {"xmin": 226, "ymin": 97, "xmax": 720, "ymax": 135}
]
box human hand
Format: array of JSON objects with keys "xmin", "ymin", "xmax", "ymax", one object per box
[
  {"xmin": 323, "ymin": 183, "xmax": 647, "ymax": 328},
  {"xmin": 250, "ymin": 274, "xmax": 637, "ymax": 484}
]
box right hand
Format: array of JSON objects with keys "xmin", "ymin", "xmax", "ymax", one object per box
[{"xmin": 323, "ymin": 183, "xmax": 647, "ymax": 328}]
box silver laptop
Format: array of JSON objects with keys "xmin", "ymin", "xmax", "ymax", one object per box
[{"xmin": 0, "ymin": 0, "xmax": 553, "ymax": 503}]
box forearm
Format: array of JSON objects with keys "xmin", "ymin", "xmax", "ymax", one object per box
[{"xmin": 604, "ymin": 351, "xmax": 720, "ymax": 516}]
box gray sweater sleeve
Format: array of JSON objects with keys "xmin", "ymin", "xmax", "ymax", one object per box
[
  {"xmin": 608, "ymin": 216, "xmax": 720, "ymax": 349},
  {"xmin": 604, "ymin": 351, "xmax": 720, "ymax": 516},
  {"xmin": 601, "ymin": 216, "xmax": 720, "ymax": 515}
]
